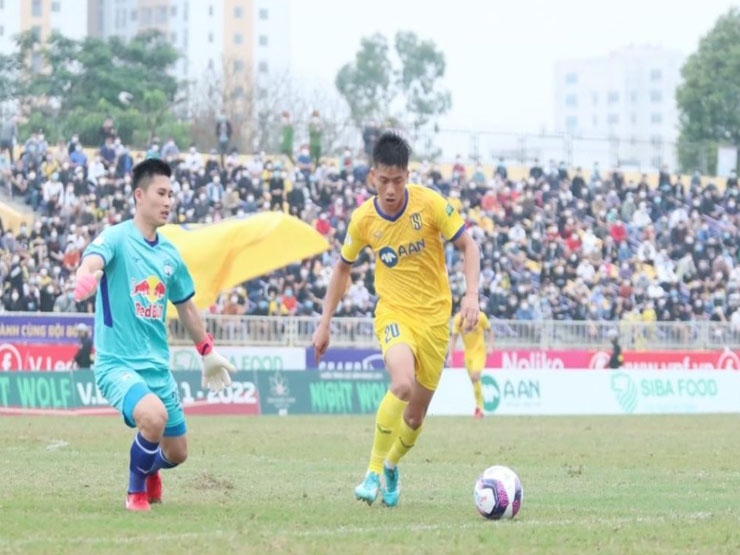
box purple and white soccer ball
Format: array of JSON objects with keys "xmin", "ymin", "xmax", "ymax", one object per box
[{"xmin": 474, "ymin": 465, "xmax": 523, "ymax": 520}]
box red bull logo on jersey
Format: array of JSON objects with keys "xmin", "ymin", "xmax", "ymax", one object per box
[
  {"xmin": 378, "ymin": 239, "xmax": 426, "ymax": 268},
  {"xmin": 131, "ymin": 275, "xmax": 167, "ymax": 320}
]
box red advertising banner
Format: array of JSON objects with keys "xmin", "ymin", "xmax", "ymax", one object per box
[
  {"xmin": 0, "ymin": 343, "xmax": 80, "ymax": 371},
  {"xmin": 619, "ymin": 350, "xmax": 740, "ymax": 371},
  {"xmin": 450, "ymin": 349, "xmax": 740, "ymax": 371}
]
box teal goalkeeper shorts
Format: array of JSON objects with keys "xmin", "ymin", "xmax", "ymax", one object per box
[{"xmin": 94, "ymin": 365, "xmax": 187, "ymax": 437}]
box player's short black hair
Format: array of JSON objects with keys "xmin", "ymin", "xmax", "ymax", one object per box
[
  {"xmin": 132, "ymin": 158, "xmax": 172, "ymax": 192},
  {"xmin": 372, "ymin": 131, "xmax": 411, "ymax": 169}
]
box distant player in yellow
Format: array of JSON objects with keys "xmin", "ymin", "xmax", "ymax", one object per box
[
  {"xmin": 449, "ymin": 310, "xmax": 493, "ymax": 419},
  {"xmin": 312, "ymin": 132, "xmax": 480, "ymax": 507}
]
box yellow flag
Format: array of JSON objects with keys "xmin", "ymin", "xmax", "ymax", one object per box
[{"xmin": 160, "ymin": 212, "xmax": 330, "ymax": 311}]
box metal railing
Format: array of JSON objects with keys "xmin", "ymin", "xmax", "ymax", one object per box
[
  {"xmin": 166, "ymin": 315, "xmax": 740, "ymax": 351},
  {"xmin": 3, "ymin": 311, "xmax": 736, "ymax": 350}
]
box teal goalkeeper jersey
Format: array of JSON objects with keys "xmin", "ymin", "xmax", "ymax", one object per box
[{"xmin": 83, "ymin": 219, "xmax": 195, "ymax": 373}]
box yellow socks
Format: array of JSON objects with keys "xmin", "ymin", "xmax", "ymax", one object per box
[
  {"xmin": 368, "ymin": 391, "xmax": 408, "ymax": 474},
  {"xmin": 386, "ymin": 417, "xmax": 423, "ymax": 466},
  {"xmin": 472, "ymin": 380, "xmax": 483, "ymax": 410}
]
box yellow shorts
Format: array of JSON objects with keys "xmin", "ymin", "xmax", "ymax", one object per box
[
  {"xmin": 374, "ymin": 314, "xmax": 450, "ymax": 391},
  {"xmin": 465, "ymin": 354, "xmax": 486, "ymax": 374}
]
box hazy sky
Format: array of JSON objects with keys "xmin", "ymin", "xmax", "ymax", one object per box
[{"xmin": 291, "ymin": 0, "xmax": 738, "ymax": 134}]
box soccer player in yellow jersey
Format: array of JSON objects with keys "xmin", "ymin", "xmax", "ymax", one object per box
[
  {"xmin": 449, "ymin": 310, "xmax": 493, "ymax": 419},
  {"xmin": 312, "ymin": 132, "xmax": 480, "ymax": 507}
]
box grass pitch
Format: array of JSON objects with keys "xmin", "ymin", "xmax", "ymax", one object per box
[{"xmin": 1, "ymin": 414, "xmax": 740, "ymax": 554}]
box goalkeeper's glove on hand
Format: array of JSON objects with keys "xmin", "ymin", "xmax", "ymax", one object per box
[{"xmin": 196, "ymin": 334, "xmax": 236, "ymax": 394}]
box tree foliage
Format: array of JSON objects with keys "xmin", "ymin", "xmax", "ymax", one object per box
[
  {"xmin": 335, "ymin": 34, "xmax": 395, "ymax": 129},
  {"xmin": 335, "ymin": 31, "xmax": 451, "ymax": 138},
  {"xmin": 2, "ymin": 29, "xmax": 188, "ymax": 147},
  {"xmin": 676, "ymin": 8, "xmax": 740, "ymax": 174}
]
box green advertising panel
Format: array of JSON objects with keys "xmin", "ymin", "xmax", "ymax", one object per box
[
  {"xmin": 0, "ymin": 372, "xmax": 83, "ymax": 409},
  {"xmin": 0, "ymin": 369, "xmax": 390, "ymax": 416},
  {"xmin": 255, "ymin": 370, "xmax": 389, "ymax": 415},
  {"xmin": 0, "ymin": 370, "xmax": 261, "ymax": 415}
]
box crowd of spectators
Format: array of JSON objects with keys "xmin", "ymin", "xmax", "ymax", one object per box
[{"xmin": 2, "ymin": 118, "xmax": 740, "ymax": 332}]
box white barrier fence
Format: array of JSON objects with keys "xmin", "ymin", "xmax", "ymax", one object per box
[
  {"xmin": 167, "ymin": 315, "xmax": 740, "ymax": 351},
  {"xmin": 428, "ymin": 369, "xmax": 740, "ymax": 416}
]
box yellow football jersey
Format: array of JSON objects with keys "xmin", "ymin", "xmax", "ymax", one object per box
[
  {"xmin": 453, "ymin": 311, "xmax": 491, "ymax": 357},
  {"xmin": 341, "ymin": 184, "xmax": 466, "ymax": 326}
]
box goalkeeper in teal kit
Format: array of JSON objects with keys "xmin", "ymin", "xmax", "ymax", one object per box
[{"xmin": 74, "ymin": 158, "xmax": 236, "ymax": 511}]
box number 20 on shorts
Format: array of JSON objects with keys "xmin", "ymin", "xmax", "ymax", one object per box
[{"xmin": 384, "ymin": 323, "xmax": 400, "ymax": 344}]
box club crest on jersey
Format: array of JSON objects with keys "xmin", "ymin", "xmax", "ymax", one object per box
[
  {"xmin": 378, "ymin": 239, "xmax": 426, "ymax": 268},
  {"xmin": 410, "ymin": 212, "xmax": 422, "ymax": 230}
]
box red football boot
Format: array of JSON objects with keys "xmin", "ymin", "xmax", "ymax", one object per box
[
  {"xmin": 125, "ymin": 491, "xmax": 151, "ymax": 512},
  {"xmin": 146, "ymin": 471, "xmax": 162, "ymax": 504},
  {"xmin": 474, "ymin": 407, "xmax": 484, "ymax": 419}
]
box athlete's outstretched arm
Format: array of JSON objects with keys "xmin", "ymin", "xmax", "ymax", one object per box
[
  {"xmin": 175, "ymin": 298, "xmax": 207, "ymax": 344},
  {"xmin": 74, "ymin": 254, "xmax": 104, "ymax": 302},
  {"xmin": 453, "ymin": 231, "xmax": 480, "ymax": 332},
  {"xmin": 176, "ymin": 298, "xmax": 236, "ymax": 394},
  {"xmin": 311, "ymin": 259, "xmax": 352, "ymax": 363}
]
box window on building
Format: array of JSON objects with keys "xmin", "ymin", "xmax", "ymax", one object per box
[
  {"xmin": 651, "ymin": 135, "xmax": 663, "ymax": 146},
  {"xmin": 234, "ymin": 33, "xmax": 243, "ymax": 45},
  {"xmin": 235, "ymin": 6, "xmax": 243, "ymax": 18},
  {"xmin": 31, "ymin": 26, "xmax": 41, "ymax": 40},
  {"xmin": 259, "ymin": 35, "xmax": 268, "ymax": 47},
  {"xmin": 131, "ymin": 9, "xmax": 137, "ymax": 21},
  {"xmin": 650, "ymin": 69, "xmax": 662, "ymax": 81},
  {"xmin": 0, "ymin": 26, "xmax": 4, "ymax": 37},
  {"xmin": 651, "ymin": 113, "xmax": 663, "ymax": 124},
  {"xmin": 565, "ymin": 73, "xmax": 577, "ymax": 85},
  {"xmin": 0, "ymin": 0, "xmax": 4, "ymax": 9},
  {"xmin": 591, "ymin": 92, "xmax": 598, "ymax": 106},
  {"xmin": 259, "ymin": 8, "xmax": 269, "ymax": 19},
  {"xmin": 51, "ymin": 1, "xmax": 60, "ymax": 12},
  {"xmin": 32, "ymin": 0, "xmax": 42, "ymax": 17},
  {"xmin": 651, "ymin": 156, "xmax": 662, "ymax": 168},
  {"xmin": 31, "ymin": 52, "xmax": 41, "ymax": 72},
  {"xmin": 607, "ymin": 91, "xmax": 619, "ymax": 104},
  {"xmin": 208, "ymin": 59, "xmax": 214, "ymax": 71},
  {"xmin": 171, "ymin": 5, "xmax": 177, "ymax": 16},
  {"xmin": 592, "ymin": 115, "xmax": 597, "ymax": 126},
  {"xmin": 156, "ymin": 6, "xmax": 167, "ymax": 23},
  {"xmin": 209, "ymin": 4, "xmax": 214, "ymax": 16},
  {"xmin": 631, "ymin": 91, "xmax": 638, "ymax": 103},
  {"xmin": 566, "ymin": 116, "xmax": 578, "ymax": 131},
  {"xmin": 607, "ymin": 114, "xmax": 619, "ymax": 125},
  {"xmin": 650, "ymin": 90, "xmax": 662, "ymax": 103},
  {"xmin": 183, "ymin": 2, "xmax": 188, "ymax": 20},
  {"xmin": 258, "ymin": 61, "xmax": 269, "ymax": 73},
  {"xmin": 183, "ymin": 29, "xmax": 188, "ymax": 47},
  {"xmin": 631, "ymin": 113, "xmax": 637, "ymax": 124},
  {"xmin": 234, "ymin": 59, "xmax": 244, "ymax": 73},
  {"xmin": 565, "ymin": 94, "xmax": 577, "ymax": 108},
  {"xmin": 141, "ymin": 7, "xmax": 151, "ymax": 24},
  {"xmin": 234, "ymin": 86, "xmax": 244, "ymax": 98},
  {"xmin": 208, "ymin": 32, "xmax": 213, "ymax": 43}
]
